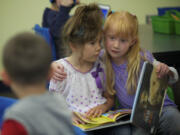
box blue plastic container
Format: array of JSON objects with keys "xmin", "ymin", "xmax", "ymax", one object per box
[{"xmin": 158, "ymin": 7, "xmax": 180, "ymax": 16}]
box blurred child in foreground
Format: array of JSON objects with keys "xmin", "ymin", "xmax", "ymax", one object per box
[{"xmin": 1, "ymin": 32, "xmax": 75, "ymax": 135}]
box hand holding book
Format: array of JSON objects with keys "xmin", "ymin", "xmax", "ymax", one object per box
[{"xmin": 155, "ymin": 62, "xmax": 170, "ymax": 78}]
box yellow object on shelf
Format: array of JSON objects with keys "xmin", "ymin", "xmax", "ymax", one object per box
[{"xmin": 171, "ymin": 14, "xmax": 180, "ymax": 21}]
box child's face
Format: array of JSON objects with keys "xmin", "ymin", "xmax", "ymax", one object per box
[
  {"xmin": 105, "ymin": 30, "xmax": 134, "ymax": 62},
  {"xmin": 81, "ymin": 36, "xmax": 102, "ymax": 63}
]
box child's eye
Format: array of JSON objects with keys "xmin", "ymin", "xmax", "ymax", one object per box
[
  {"xmin": 120, "ymin": 39, "xmax": 127, "ymax": 42},
  {"xmin": 109, "ymin": 36, "xmax": 116, "ymax": 40},
  {"xmin": 90, "ymin": 41, "xmax": 96, "ymax": 45}
]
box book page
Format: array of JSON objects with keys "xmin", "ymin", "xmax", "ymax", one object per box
[
  {"xmin": 132, "ymin": 62, "xmax": 168, "ymax": 134},
  {"xmin": 74, "ymin": 109, "xmax": 131, "ymax": 130},
  {"xmin": 102, "ymin": 109, "xmax": 131, "ymax": 121}
]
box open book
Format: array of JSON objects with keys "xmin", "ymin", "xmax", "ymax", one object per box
[
  {"xmin": 74, "ymin": 62, "xmax": 168, "ymax": 134},
  {"xmin": 73, "ymin": 109, "xmax": 131, "ymax": 130}
]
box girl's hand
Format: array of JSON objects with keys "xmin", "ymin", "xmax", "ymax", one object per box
[
  {"xmin": 72, "ymin": 112, "xmax": 86, "ymax": 125},
  {"xmin": 51, "ymin": 61, "xmax": 67, "ymax": 81},
  {"xmin": 85, "ymin": 104, "xmax": 108, "ymax": 118},
  {"xmin": 155, "ymin": 62, "xmax": 170, "ymax": 78}
]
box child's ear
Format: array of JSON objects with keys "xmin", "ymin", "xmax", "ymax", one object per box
[
  {"xmin": 1, "ymin": 70, "xmax": 12, "ymax": 86},
  {"xmin": 69, "ymin": 43, "xmax": 76, "ymax": 51},
  {"xmin": 130, "ymin": 38, "xmax": 137, "ymax": 46}
]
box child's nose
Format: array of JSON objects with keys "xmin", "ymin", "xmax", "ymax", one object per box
[
  {"xmin": 113, "ymin": 41, "xmax": 119, "ymax": 48},
  {"xmin": 96, "ymin": 42, "xmax": 101, "ymax": 51}
]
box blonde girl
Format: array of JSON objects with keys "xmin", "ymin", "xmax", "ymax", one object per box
[{"xmin": 103, "ymin": 11, "xmax": 180, "ymax": 135}]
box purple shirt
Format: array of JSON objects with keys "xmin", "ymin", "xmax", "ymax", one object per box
[{"xmin": 112, "ymin": 51, "xmax": 175, "ymax": 109}]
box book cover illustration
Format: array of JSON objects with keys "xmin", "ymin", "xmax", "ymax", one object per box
[
  {"xmin": 132, "ymin": 62, "xmax": 168, "ymax": 134},
  {"xmin": 73, "ymin": 109, "xmax": 131, "ymax": 130}
]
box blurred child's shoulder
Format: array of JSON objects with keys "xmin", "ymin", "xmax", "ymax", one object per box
[{"xmin": 4, "ymin": 92, "xmax": 68, "ymax": 117}]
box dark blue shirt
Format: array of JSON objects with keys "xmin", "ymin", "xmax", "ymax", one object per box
[
  {"xmin": 42, "ymin": 6, "xmax": 73, "ymax": 39},
  {"xmin": 42, "ymin": 5, "xmax": 74, "ymax": 58}
]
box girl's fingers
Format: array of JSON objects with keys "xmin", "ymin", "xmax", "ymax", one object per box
[
  {"xmin": 92, "ymin": 110, "xmax": 98, "ymax": 118},
  {"xmin": 86, "ymin": 109, "xmax": 102, "ymax": 118},
  {"xmin": 56, "ymin": 72, "xmax": 67, "ymax": 79},
  {"xmin": 79, "ymin": 119, "xmax": 86, "ymax": 124},
  {"xmin": 86, "ymin": 109, "xmax": 94, "ymax": 117},
  {"xmin": 52, "ymin": 76, "xmax": 65, "ymax": 81},
  {"xmin": 157, "ymin": 64, "xmax": 169, "ymax": 78},
  {"xmin": 73, "ymin": 115, "xmax": 86, "ymax": 125},
  {"xmin": 156, "ymin": 65, "xmax": 161, "ymax": 73},
  {"xmin": 73, "ymin": 119, "xmax": 80, "ymax": 125},
  {"xmin": 92, "ymin": 110, "xmax": 102, "ymax": 118},
  {"xmin": 75, "ymin": 118, "xmax": 86, "ymax": 124},
  {"xmin": 97, "ymin": 110, "xmax": 103, "ymax": 117},
  {"xmin": 86, "ymin": 108, "xmax": 97, "ymax": 117},
  {"xmin": 158, "ymin": 66, "xmax": 164, "ymax": 78},
  {"xmin": 53, "ymin": 72, "xmax": 66, "ymax": 81}
]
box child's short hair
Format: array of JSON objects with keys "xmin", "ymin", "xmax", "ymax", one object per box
[{"xmin": 2, "ymin": 32, "xmax": 52, "ymax": 85}]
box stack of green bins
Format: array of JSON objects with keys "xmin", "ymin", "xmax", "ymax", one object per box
[
  {"xmin": 151, "ymin": 16, "xmax": 175, "ymax": 34},
  {"xmin": 151, "ymin": 10, "xmax": 180, "ymax": 35}
]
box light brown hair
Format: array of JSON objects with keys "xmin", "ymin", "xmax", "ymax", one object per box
[{"xmin": 62, "ymin": 3, "xmax": 103, "ymax": 55}]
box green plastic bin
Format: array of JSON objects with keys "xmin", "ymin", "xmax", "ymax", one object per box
[
  {"xmin": 169, "ymin": 10, "xmax": 180, "ymax": 35},
  {"xmin": 151, "ymin": 16, "xmax": 175, "ymax": 34},
  {"xmin": 167, "ymin": 87, "xmax": 174, "ymax": 101},
  {"xmin": 174, "ymin": 20, "xmax": 180, "ymax": 35}
]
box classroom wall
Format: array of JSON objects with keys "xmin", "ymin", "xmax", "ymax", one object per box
[{"xmin": 0, "ymin": 0, "xmax": 180, "ymax": 79}]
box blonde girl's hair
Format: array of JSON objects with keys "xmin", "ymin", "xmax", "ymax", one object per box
[
  {"xmin": 104, "ymin": 11, "xmax": 148, "ymax": 95},
  {"xmin": 62, "ymin": 3, "xmax": 103, "ymax": 54},
  {"xmin": 104, "ymin": 52, "xmax": 116, "ymax": 95}
]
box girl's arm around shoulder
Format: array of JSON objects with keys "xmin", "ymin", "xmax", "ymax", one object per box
[
  {"xmin": 51, "ymin": 60, "xmax": 67, "ymax": 81},
  {"xmin": 49, "ymin": 60, "xmax": 68, "ymax": 93}
]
